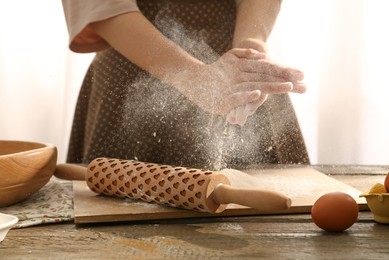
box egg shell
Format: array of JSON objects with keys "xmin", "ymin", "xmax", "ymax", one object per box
[
  {"xmin": 369, "ymin": 183, "xmax": 387, "ymax": 194},
  {"xmin": 384, "ymin": 173, "xmax": 389, "ymax": 192},
  {"xmin": 311, "ymin": 191, "xmax": 359, "ymax": 232}
]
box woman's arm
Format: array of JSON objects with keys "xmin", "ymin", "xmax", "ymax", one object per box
[
  {"xmin": 91, "ymin": 12, "xmax": 202, "ymax": 82},
  {"xmin": 91, "ymin": 11, "xmax": 302, "ymax": 116},
  {"xmin": 233, "ymin": 0, "xmax": 282, "ymax": 49},
  {"xmin": 228, "ymin": 0, "xmax": 305, "ymax": 125},
  {"xmin": 233, "ymin": 0, "xmax": 304, "ymax": 92}
]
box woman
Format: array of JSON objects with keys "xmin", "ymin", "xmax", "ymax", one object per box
[{"xmin": 62, "ymin": 0, "xmax": 309, "ymax": 170}]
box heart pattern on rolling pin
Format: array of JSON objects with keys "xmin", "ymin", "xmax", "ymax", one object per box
[{"xmin": 86, "ymin": 158, "xmax": 217, "ymax": 212}]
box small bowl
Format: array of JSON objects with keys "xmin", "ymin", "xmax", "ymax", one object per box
[
  {"xmin": 360, "ymin": 193, "xmax": 389, "ymax": 224},
  {"xmin": 0, "ymin": 140, "xmax": 57, "ymax": 207},
  {"xmin": 0, "ymin": 213, "xmax": 18, "ymax": 242}
]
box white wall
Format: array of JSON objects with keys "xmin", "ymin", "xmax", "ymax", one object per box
[
  {"xmin": 269, "ymin": 0, "xmax": 389, "ymax": 164},
  {"xmin": 0, "ymin": 1, "xmax": 93, "ymax": 162}
]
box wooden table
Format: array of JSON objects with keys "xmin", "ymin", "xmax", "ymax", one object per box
[{"xmin": 2, "ymin": 165, "xmax": 389, "ymax": 259}]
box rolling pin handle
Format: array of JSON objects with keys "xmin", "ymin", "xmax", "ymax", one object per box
[
  {"xmin": 212, "ymin": 183, "xmax": 291, "ymax": 212},
  {"xmin": 54, "ymin": 163, "xmax": 87, "ymax": 181}
]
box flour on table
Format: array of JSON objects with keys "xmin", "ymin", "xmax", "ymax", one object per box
[
  {"xmin": 220, "ymin": 168, "xmax": 268, "ymax": 189},
  {"xmin": 220, "ymin": 168, "xmax": 324, "ymax": 198}
]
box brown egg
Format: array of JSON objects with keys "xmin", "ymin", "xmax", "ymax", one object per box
[{"xmin": 311, "ymin": 192, "xmax": 359, "ymax": 232}]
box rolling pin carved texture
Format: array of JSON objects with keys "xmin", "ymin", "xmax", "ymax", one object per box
[{"xmin": 86, "ymin": 158, "xmax": 227, "ymax": 213}]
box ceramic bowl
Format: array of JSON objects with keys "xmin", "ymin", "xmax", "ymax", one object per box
[
  {"xmin": 0, "ymin": 213, "xmax": 18, "ymax": 242},
  {"xmin": 0, "ymin": 140, "xmax": 57, "ymax": 207},
  {"xmin": 360, "ymin": 193, "xmax": 389, "ymax": 224}
]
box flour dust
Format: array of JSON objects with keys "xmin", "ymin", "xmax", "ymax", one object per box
[{"xmin": 117, "ymin": 9, "xmax": 299, "ymax": 171}]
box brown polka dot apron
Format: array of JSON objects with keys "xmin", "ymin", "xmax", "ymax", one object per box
[{"xmin": 66, "ymin": 0, "xmax": 310, "ymax": 170}]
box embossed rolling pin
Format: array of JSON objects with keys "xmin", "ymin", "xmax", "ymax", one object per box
[{"xmin": 55, "ymin": 158, "xmax": 291, "ymax": 213}]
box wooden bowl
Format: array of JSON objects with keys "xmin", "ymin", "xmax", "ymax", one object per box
[{"xmin": 0, "ymin": 140, "xmax": 57, "ymax": 207}]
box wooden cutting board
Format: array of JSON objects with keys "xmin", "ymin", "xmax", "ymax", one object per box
[{"xmin": 73, "ymin": 167, "xmax": 368, "ymax": 224}]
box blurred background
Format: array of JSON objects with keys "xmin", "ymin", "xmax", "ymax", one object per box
[{"xmin": 1, "ymin": 0, "xmax": 388, "ymax": 165}]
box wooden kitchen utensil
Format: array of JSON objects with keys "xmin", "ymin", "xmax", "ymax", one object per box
[
  {"xmin": 55, "ymin": 158, "xmax": 291, "ymax": 213},
  {"xmin": 83, "ymin": 158, "xmax": 291, "ymax": 213},
  {"xmin": 0, "ymin": 140, "xmax": 57, "ymax": 207}
]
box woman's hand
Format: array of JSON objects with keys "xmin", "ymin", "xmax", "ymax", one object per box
[
  {"xmin": 226, "ymin": 38, "xmax": 306, "ymax": 126},
  {"xmin": 172, "ymin": 47, "xmax": 304, "ymax": 116}
]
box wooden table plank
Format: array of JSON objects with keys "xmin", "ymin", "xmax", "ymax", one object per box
[{"xmin": 2, "ymin": 212, "xmax": 389, "ymax": 259}]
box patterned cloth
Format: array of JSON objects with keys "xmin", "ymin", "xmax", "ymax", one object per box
[{"xmin": 0, "ymin": 177, "xmax": 73, "ymax": 228}]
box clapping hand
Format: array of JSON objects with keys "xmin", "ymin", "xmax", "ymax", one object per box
[
  {"xmin": 175, "ymin": 46, "xmax": 305, "ymax": 119},
  {"xmin": 226, "ymin": 39, "xmax": 306, "ymax": 126}
]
